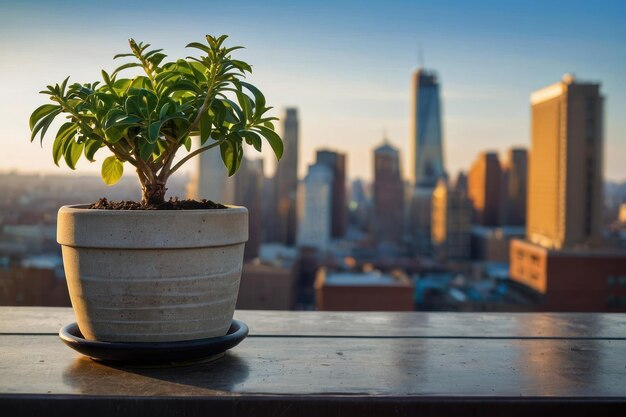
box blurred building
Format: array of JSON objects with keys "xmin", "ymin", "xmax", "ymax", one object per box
[
  {"xmin": 411, "ymin": 68, "xmax": 446, "ymax": 187},
  {"xmin": 297, "ymin": 163, "xmax": 333, "ymax": 252},
  {"xmin": 500, "ymin": 148, "xmax": 528, "ymax": 226},
  {"xmin": 432, "ymin": 179, "xmax": 472, "ymax": 261},
  {"xmin": 272, "ymin": 108, "xmax": 299, "ymax": 245},
  {"xmin": 234, "ymin": 158, "xmax": 264, "ymax": 260},
  {"xmin": 409, "ymin": 68, "xmax": 447, "ymax": 256},
  {"xmin": 471, "ymin": 226, "xmax": 525, "ymax": 263},
  {"xmin": 510, "ymin": 240, "xmax": 626, "ymax": 311},
  {"xmin": 510, "ymin": 75, "xmax": 626, "ymax": 311},
  {"xmin": 236, "ymin": 261, "xmax": 294, "ymax": 310},
  {"xmin": 526, "ymin": 74, "xmax": 603, "ymax": 250},
  {"xmin": 316, "ymin": 150, "xmax": 347, "ymax": 238},
  {"xmin": 187, "ymin": 138, "xmax": 235, "ymax": 203},
  {"xmin": 468, "ymin": 151, "xmax": 502, "ymax": 226},
  {"xmin": 409, "ymin": 187, "xmax": 435, "ymax": 256},
  {"xmin": 314, "ymin": 269, "xmax": 414, "ymax": 311},
  {"xmin": 0, "ymin": 266, "xmax": 69, "ymax": 306},
  {"xmin": 618, "ymin": 203, "xmax": 626, "ymax": 225},
  {"xmin": 373, "ymin": 139, "xmax": 404, "ymax": 245},
  {"xmin": 348, "ymin": 179, "xmax": 370, "ymax": 232}
]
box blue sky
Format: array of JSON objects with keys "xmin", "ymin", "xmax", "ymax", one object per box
[{"xmin": 1, "ymin": 0, "xmax": 625, "ymax": 182}]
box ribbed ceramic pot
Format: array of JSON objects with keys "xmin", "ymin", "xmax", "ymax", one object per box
[{"xmin": 57, "ymin": 205, "xmax": 248, "ymax": 343}]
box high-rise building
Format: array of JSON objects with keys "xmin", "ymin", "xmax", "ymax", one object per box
[
  {"xmin": 468, "ymin": 152, "xmax": 502, "ymax": 226},
  {"xmin": 273, "ymin": 108, "xmax": 299, "ymax": 245},
  {"xmin": 409, "ymin": 69, "xmax": 447, "ymax": 255},
  {"xmin": 234, "ymin": 158, "xmax": 264, "ymax": 260},
  {"xmin": 500, "ymin": 148, "xmax": 528, "ymax": 226},
  {"xmin": 526, "ymin": 74, "xmax": 603, "ymax": 249},
  {"xmin": 509, "ymin": 76, "xmax": 626, "ymax": 312},
  {"xmin": 187, "ymin": 138, "xmax": 235, "ymax": 203},
  {"xmin": 373, "ymin": 139, "xmax": 404, "ymax": 245},
  {"xmin": 297, "ymin": 163, "xmax": 332, "ymax": 252},
  {"xmin": 316, "ymin": 150, "xmax": 347, "ymax": 238},
  {"xmin": 411, "ymin": 69, "xmax": 446, "ymax": 187},
  {"xmin": 432, "ymin": 178, "xmax": 472, "ymax": 261}
]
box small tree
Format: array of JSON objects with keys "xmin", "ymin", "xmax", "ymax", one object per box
[{"xmin": 29, "ymin": 35, "xmax": 282, "ymax": 206}]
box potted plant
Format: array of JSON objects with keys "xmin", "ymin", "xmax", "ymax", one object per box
[{"xmin": 29, "ymin": 35, "xmax": 282, "ymax": 343}]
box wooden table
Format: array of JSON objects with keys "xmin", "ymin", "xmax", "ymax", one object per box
[{"xmin": 1, "ymin": 307, "xmax": 626, "ymax": 416}]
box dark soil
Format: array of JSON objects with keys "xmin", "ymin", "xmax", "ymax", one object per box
[{"xmin": 88, "ymin": 198, "xmax": 227, "ymax": 210}]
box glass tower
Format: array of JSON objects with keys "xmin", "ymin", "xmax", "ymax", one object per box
[{"xmin": 411, "ymin": 69, "xmax": 446, "ymax": 187}]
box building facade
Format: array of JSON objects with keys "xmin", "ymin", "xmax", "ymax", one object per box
[
  {"xmin": 411, "ymin": 69, "xmax": 446, "ymax": 187},
  {"xmin": 500, "ymin": 148, "xmax": 528, "ymax": 226},
  {"xmin": 510, "ymin": 75, "xmax": 626, "ymax": 312},
  {"xmin": 373, "ymin": 140, "xmax": 404, "ymax": 245},
  {"xmin": 527, "ymin": 75, "xmax": 603, "ymax": 250},
  {"xmin": 297, "ymin": 163, "xmax": 333, "ymax": 252},
  {"xmin": 432, "ymin": 179, "xmax": 472, "ymax": 261},
  {"xmin": 273, "ymin": 108, "xmax": 299, "ymax": 245},
  {"xmin": 316, "ymin": 150, "xmax": 347, "ymax": 238},
  {"xmin": 187, "ymin": 138, "xmax": 235, "ymax": 204},
  {"xmin": 468, "ymin": 152, "xmax": 502, "ymax": 226},
  {"xmin": 409, "ymin": 69, "xmax": 447, "ymax": 255},
  {"xmin": 234, "ymin": 158, "xmax": 264, "ymax": 260}
]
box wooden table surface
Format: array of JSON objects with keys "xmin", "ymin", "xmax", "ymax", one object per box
[{"xmin": 1, "ymin": 307, "xmax": 626, "ymax": 416}]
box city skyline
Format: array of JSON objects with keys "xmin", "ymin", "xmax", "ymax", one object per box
[{"xmin": 1, "ymin": 1, "xmax": 625, "ymax": 184}]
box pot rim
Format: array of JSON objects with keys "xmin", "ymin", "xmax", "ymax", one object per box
[{"xmin": 57, "ymin": 204, "xmax": 248, "ymax": 249}]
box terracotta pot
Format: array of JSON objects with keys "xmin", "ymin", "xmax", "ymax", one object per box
[{"xmin": 57, "ymin": 205, "xmax": 248, "ymax": 342}]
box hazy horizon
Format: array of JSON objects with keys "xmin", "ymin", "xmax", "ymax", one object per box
[{"xmin": 1, "ymin": 0, "xmax": 625, "ymax": 183}]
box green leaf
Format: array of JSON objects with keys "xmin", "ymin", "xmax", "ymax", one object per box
[
  {"xmin": 240, "ymin": 81, "xmax": 266, "ymax": 116},
  {"xmin": 220, "ymin": 140, "xmax": 236, "ymax": 175},
  {"xmin": 111, "ymin": 62, "xmax": 142, "ymax": 76},
  {"xmin": 235, "ymin": 91, "xmax": 253, "ymax": 120},
  {"xmin": 29, "ymin": 104, "xmax": 59, "ymax": 130},
  {"xmin": 255, "ymin": 125, "xmax": 283, "ymax": 159},
  {"xmin": 31, "ymin": 109, "xmax": 61, "ymax": 144},
  {"xmin": 183, "ymin": 136, "xmax": 192, "ymax": 151},
  {"xmin": 159, "ymin": 102, "xmax": 170, "ymax": 120},
  {"xmin": 186, "ymin": 42, "xmax": 211, "ymax": 54},
  {"xmin": 148, "ymin": 121, "xmax": 162, "ymax": 143},
  {"xmin": 52, "ymin": 123, "xmax": 78, "ymax": 166},
  {"xmin": 240, "ymin": 130, "xmax": 262, "ymax": 152},
  {"xmin": 199, "ymin": 111, "xmax": 211, "ymax": 144},
  {"xmin": 139, "ymin": 140, "xmax": 156, "ymax": 160},
  {"xmin": 64, "ymin": 140, "xmax": 84, "ymax": 170},
  {"xmin": 84, "ymin": 139, "xmax": 103, "ymax": 162},
  {"xmin": 101, "ymin": 156, "xmax": 124, "ymax": 185}
]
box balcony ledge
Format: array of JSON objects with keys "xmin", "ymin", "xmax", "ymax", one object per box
[{"xmin": 1, "ymin": 307, "xmax": 626, "ymax": 416}]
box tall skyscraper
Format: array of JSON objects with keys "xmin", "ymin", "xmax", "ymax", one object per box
[
  {"xmin": 500, "ymin": 147, "xmax": 528, "ymax": 226},
  {"xmin": 409, "ymin": 68, "xmax": 447, "ymax": 255},
  {"xmin": 234, "ymin": 157, "xmax": 264, "ymax": 260},
  {"xmin": 468, "ymin": 152, "xmax": 502, "ymax": 226},
  {"xmin": 527, "ymin": 74, "xmax": 603, "ymax": 249},
  {"xmin": 187, "ymin": 138, "xmax": 235, "ymax": 203},
  {"xmin": 297, "ymin": 163, "xmax": 333, "ymax": 252},
  {"xmin": 432, "ymin": 178, "xmax": 472, "ymax": 261},
  {"xmin": 509, "ymin": 76, "xmax": 626, "ymax": 312},
  {"xmin": 373, "ymin": 138, "xmax": 404, "ymax": 244},
  {"xmin": 273, "ymin": 108, "xmax": 299, "ymax": 245},
  {"xmin": 316, "ymin": 150, "xmax": 347, "ymax": 238},
  {"xmin": 411, "ymin": 69, "xmax": 446, "ymax": 187}
]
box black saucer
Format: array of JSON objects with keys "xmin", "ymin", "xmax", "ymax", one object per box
[{"xmin": 59, "ymin": 320, "xmax": 248, "ymax": 366}]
